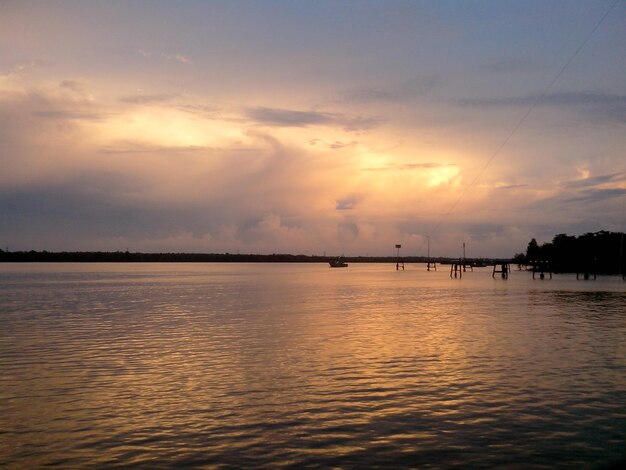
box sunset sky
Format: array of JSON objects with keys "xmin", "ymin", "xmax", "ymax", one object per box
[{"xmin": 1, "ymin": 1, "xmax": 625, "ymax": 257}]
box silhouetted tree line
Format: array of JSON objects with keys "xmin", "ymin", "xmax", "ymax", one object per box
[
  {"xmin": 0, "ymin": 250, "xmax": 465, "ymax": 264},
  {"xmin": 512, "ymin": 231, "xmax": 625, "ymax": 274}
]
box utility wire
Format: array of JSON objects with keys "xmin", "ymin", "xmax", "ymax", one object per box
[{"xmin": 425, "ymin": 0, "xmax": 621, "ymax": 244}]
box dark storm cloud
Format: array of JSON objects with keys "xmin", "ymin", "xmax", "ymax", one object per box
[
  {"xmin": 0, "ymin": 185, "xmax": 147, "ymax": 239},
  {"xmin": 0, "ymin": 178, "xmax": 228, "ymax": 245}
]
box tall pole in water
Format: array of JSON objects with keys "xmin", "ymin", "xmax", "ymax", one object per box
[
  {"xmin": 395, "ymin": 244, "xmax": 403, "ymax": 270},
  {"xmin": 427, "ymin": 236, "xmax": 431, "ymax": 271},
  {"xmin": 462, "ymin": 242, "xmax": 466, "ymax": 272},
  {"xmin": 616, "ymin": 231, "xmax": 626, "ymax": 279}
]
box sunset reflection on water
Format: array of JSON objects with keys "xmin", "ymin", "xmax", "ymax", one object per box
[{"xmin": 1, "ymin": 263, "xmax": 625, "ymax": 468}]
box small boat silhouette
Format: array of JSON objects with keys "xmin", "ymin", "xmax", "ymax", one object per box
[{"xmin": 329, "ymin": 257, "xmax": 348, "ymax": 268}]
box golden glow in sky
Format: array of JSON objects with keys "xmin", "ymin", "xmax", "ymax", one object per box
[{"xmin": 1, "ymin": 1, "xmax": 624, "ymax": 256}]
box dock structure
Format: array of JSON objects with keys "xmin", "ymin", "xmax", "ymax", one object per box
[
  {"xmin": 532, "ymin": 260, "xmax": 552, "ymax": 280},
  {"xmin": 576, "ymin": 257, "xmax": 598, "ymax": 280},
  {"xmin": 450, "ymin": 261, "xmax": 463, "ymax": 278},
  {"xmin": 576, "ymin": 272, "xmax": 597, "ymax": 280},
  {"xmin": 492, "ymin": 263, "xmax": 510, "ymax": 279}
]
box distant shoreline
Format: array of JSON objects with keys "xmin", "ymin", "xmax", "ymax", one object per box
[{"xmin": 0, "ymin": 250, "xmax": 503, "ymax": 265}]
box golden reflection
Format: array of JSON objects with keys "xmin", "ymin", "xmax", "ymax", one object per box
[{"xmin": 3, "ymin": 264, "xmax": 626, "ymax": 467}]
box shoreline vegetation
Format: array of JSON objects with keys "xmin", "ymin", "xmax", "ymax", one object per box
[
  {"xmin": 1, "ymin": 231, "xmax": 624, "ymax": 274},
  {"xmin": 513, "ymin": 230, "xmax": 624, "ymax": 275},
  {"xmin": 0, "ymin": 250, "xmax": 489, "ymax": 265}
]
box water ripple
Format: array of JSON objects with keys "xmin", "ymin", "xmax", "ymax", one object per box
[{"xmin": 1, "ymin": 263, "xmax": 625, "ymax": 468}]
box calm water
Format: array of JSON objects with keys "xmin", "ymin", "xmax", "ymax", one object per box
[{"xmin": 1, "ymin": 263, "xmax": 625, "ymax": 469}]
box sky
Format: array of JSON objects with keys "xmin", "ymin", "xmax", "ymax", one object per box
[{"xmin": 1, "ymin": 0, "xmax": 625, "ymax": 258}]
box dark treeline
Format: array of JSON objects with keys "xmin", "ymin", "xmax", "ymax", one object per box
[
  {"xmin": 513, "ymin": 230, "xmax": 625, "ymax": 275},
  {"xmin": 0, "ymin": 250, "xmax": 331, "ymax": 263},
  {"xmin": 0, "ymin": 250, "xmax": 493, "ymax": 265}
]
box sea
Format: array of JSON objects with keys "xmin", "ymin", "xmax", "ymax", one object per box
[{"xmin": 1, "ymin": 262, "xmax": 625, "ymax": 469}]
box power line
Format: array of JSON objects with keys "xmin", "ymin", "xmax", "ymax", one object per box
[{"xmin": 425, "ymin": 0, "xmax": 621, "ymax": 243}]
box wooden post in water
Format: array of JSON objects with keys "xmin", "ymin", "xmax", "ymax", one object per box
[
  {"xmin": 532, "ymin": 260, "xmax": 552, "ymax": 280},
  {"xmin": 450, "ymin": 262, "xmax": 462, "ymax": 278},
  {"xmin": 492, "ymin": 263, "xmax": 510, "ymax": 279},
  {"xmin": 576, "ymin": 256, "xmax": 597, "ymax": 280},
  {"xmin": 576, "ymin": 272, "xmax": 597, "ymax": 280}
]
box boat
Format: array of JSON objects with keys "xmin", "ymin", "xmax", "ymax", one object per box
[{"xmin": 329, "ymin": 257, "xmax": 348, "ymax": 268}]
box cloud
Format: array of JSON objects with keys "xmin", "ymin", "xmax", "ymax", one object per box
[
  {"xmin": 98, "ymin": 142, "xmax": 213, "ymax": 154},
  {"xmin": 458, "ymin": 91, "xmax": 626, "ymax": 123},
  {"xmin": 246, "ymin": 106, "xmax": 382, "ymax": 131},
  {"xmin": 342, "ymin": 75, "xmax": 442, "ymax": 104},
  {"xmin": 177, "ymin": 104, "xmax": 222, "ymax": 119},
  {"xmin": 246, "ymin": 107, "xmax": 333, "ymax": 127},
  {"xmin": 336, "ymin": 194, "xmax": 362, "ymax": 210},
  {"xmin": 366, "ymin": 162, "xmax": 456, "ymax": 172},
  {"xmin": 397, "ymin": 220, "xmax": 423, "ymax": 236},
  {"xmin": 338, "ymin": 221, "xmax": 359, "ymax": 242},
  {"xmin": 0, "ymin": 77, "xmax": 104, "ymax": 123},
  {"xmin": 1, "ymin": 50, "xmax": 621, "ymax": 257},
  {"xmin": 342, "ymin": 115, "xmax": 382, "ymax": 131},
  {"xmin": 562, "ymin": 188, "xmax": 626, "ymax": 204},
  {"xmin": 495, "ymin": 184, "xmax": 529, "ymax": 190},
  {"xmin": 120, "ymin": 93, "xmax": 178, "ymax": 104},
  {"xmin": 60, "ymin": 79, "xmax": 85, "ymax": 92},
  {"xmin": 34, "ymin": 110, "xmax": 103, "ymax": 121},
  {"xmin": 172, "ymin": 54, "xmax": 193, "ymax": 65},
  {"xmin": 522, "ymin": 172, "xmax": 626, "ymax": 212},
  {"xmin": 478, "ymin": 58, "xmax": 541, "ymax": 75},
  {"xmin": 564, "ymin": 172, "xmax": 624, "ymax": 188},
  {"xmin": 309, "ymin": 139, "xmax": 358, "ymax": 150},
  {"xmin": 466, "ymin": 222, "xmax": 506, "ymax": 242},
  {"xmin": 136, "ymin": 49, "xmax": 193, "ymax": 65}
]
